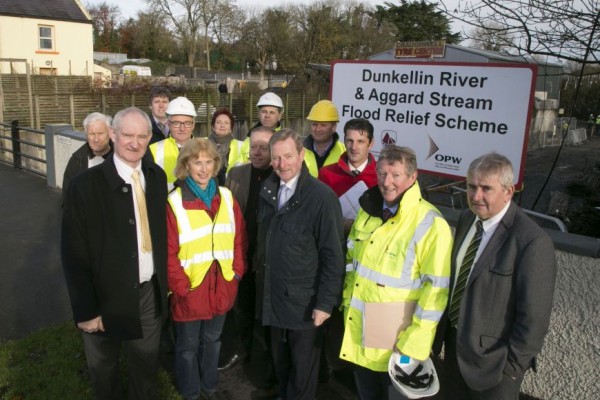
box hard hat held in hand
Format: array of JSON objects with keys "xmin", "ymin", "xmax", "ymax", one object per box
[
  {"xmin": 167, "ymin": 97, "xmax": 197, "ymax": 117},
  {"xmin": 256, "ymin": 92, "xmax": 284, "ymax": 112},
  {"xmin": 388, "ymin": 353, "xmax": 440, "ymax": 399},
  {"xmin": 306, "ymin": 100, "xmax": 339, "ymax": 122}
]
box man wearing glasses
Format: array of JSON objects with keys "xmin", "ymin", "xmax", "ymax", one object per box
[{"xmin": 150, "ymin": 97, "xmax": 197, "ymax": 191}]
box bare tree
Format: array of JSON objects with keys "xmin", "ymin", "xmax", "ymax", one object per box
[
  {"xmin": 87, "ymin": 1, "xmax": 121, "ymax": 52},
  {"xmin": 438, "ymin": 0, "xmax": 600, "ymax": 64},
  {"xmin": 148, "ymin": 0, "xmax": 236, "ymax": 69},
  {"xmin": 469, "ymin": 22, "xmax": 514, "ymax": 52}
]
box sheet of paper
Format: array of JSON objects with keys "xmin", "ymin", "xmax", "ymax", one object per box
[{"xmin": 339, "ymin": 180, "xmax": 368, "ymax": 219}]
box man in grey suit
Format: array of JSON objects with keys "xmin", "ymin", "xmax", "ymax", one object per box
[{"xmin": 434, "ymin": 152, "xmax": 557, "ymax": 399}]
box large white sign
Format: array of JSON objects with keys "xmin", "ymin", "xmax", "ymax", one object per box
[{"xmin": 331, "ymin": 61, "xmax": 537, "ymax": 186}]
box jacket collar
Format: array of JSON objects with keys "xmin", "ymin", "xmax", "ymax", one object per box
[
  {"xmin": 358, "ymin": 181, "xmax": 423, "ymax": 220},
  {"xmin": 262, "ymin": 164, "xmax": 311, "ymax": 211},
  {"xmin": 337, "ymin": 152, "xmax": 376, "ymax": 175},
  {"xmin": 101, "ymin": 153, "xmax": 158, "ymax": 191},
  {"xmin": 303, "ymin": 132, "xmax": 341, "ymax": 153}
]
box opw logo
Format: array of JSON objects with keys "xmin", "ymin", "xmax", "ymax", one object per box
[
  {"xmin": 381, "ymin": 130, "xmax": 397, "ymax": 145},
  {"xmin": 426, "ymin": 136, "xmax": 439, "ymax": 160}
]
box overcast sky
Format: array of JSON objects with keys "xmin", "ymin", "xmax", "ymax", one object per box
[{"xmin": 86, "ymin": 0, "xmax": 469, "ymax": 38}]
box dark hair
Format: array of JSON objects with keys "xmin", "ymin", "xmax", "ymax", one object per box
[
  {"xmin": 149, "ymin": 87, "xmax": 171, "ymax": 103},
  {"xmin": 269, "ymin": 128, "xmax": 303, "ymax": 153},
  {"xmin": 344, "ymin": 118, "xmax": 374, "ymax": 141},
  {"xmin": 211, "ymin": 108, "xmax": 235, "ymax": 127}
]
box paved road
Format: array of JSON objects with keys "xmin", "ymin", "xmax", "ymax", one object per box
[
  {"xmin": 0, "ymin": 163, "xmax": 71, "ymax": 340},
  {"xmin": 0, "ymin": 162, "xmax": 357, "ymax": 399}
]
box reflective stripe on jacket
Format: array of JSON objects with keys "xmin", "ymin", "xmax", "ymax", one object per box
[
  {"xmin": 340, "ymin": 182, "xmax": 452, "ymax": 370},
  {"xmin": 227, "ymin": 139, "xmax": 244, "ymax": 173},
  {"xmin": 150, "ymin": 137, "xmax": 178, "ymax": 190},
  {"xmin": 167, "ymin": 186, "xmax": 236, "ymax": 288},
  {"xmin": 304, "ymin": 140, "xmax": 345, "ymax": 177}
]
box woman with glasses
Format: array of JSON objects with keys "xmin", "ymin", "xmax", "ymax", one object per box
[{"xmin": 167, "ymin": 138, "xmax": 247, "ymax": 400}]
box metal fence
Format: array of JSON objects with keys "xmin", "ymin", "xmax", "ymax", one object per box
[{"xmin": 0, "ymin": 120, "xmax": 46, "ymax": 177}]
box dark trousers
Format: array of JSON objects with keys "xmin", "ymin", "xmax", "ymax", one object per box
[
  {"xmin": 353, "ymin": 364, "xmax": 407, "ymax": 400},
  {"xmin": 81, "ymin": 281, "xmax": 161, "ymax": 400},
  {"xmin": 270, "ymin": 326, "xmax": 323, "ymax": 400},
  {"xmin": 441, "ymin": 326, "xmax": 523, "ymax": 400}
]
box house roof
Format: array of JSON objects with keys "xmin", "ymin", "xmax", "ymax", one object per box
[{"xmin": 0, "ymin": 0, "xmax": 91, "ymax": 23}]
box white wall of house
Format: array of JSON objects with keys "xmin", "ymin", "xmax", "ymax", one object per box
[{"xmin": 0, "ymin": 15, "xmax": 93, "ymax": 76}]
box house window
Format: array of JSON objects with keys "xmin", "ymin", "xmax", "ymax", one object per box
[{"xmin": 39, "ymin": 26, "xmax": 54, "ymax": 50}]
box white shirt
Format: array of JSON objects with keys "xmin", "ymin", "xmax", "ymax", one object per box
[
  {"xmin": 452, "ymin": 201, "xmax": 511, "ymax": 290},
  {"xmin": 113, "ymin": 154, "xmax": 155, "ymax": 283},
  {"xmin": 349, "ymin": 158, "xmax": 369, "ymax": 174},
  {"xmin": 278, "ymin": 173, "xmax": 301, "ymax": 209}
]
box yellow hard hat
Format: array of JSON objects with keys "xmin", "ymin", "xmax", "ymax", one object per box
[{"xmin": 306, "ymin": 100, "xmax": 339, "ymax": 122}]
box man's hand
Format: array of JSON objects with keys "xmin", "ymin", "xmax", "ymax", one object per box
[
  {"xmin": 77, "ymin": 316, "xmax": 105, "ymax": 333},
  {"xmin": 312, "ymin": 309, "xmax": 331, "ymax": 327}
]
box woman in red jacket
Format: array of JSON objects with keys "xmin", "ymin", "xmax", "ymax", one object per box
[{"xmin": 167, "ymin": 138, "xmax": 247, "ymax": 400}]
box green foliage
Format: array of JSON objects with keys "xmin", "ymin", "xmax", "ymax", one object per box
[
  {"xmin": 0, "ymin": 323, "xmax": 181, "ymax": 399},
  {"xmin": 371, "ymin": 0, "xmax": 461, "ymax": 44}
]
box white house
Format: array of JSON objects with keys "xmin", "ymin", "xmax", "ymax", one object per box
[{"xmin": 0, "ymin": 0, "xmax": 109, "ymax": 78}]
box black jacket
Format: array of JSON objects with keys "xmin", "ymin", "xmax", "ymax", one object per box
[
  {"xmin": 255, "ymin": 164, "xmax": 345, "ymax": 329},
  {"xmin": 62, "ymin": 142, "xmax": 113, "ymax": 200},
  {"xmin": 62, "ymin": 154, "xmax": 168, "ymax": 339}
]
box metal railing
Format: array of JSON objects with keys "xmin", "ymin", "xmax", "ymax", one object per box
[{"xmin": 0, "ymin": 120, "xmax": 46, "ymax": 177}]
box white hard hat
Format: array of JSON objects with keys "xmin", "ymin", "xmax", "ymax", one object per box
[
  {"xmin": 256, "ymin": 92, "xmax": 284, "ymax": 112},
  {"xmin": 388, "ymin": 353, "xmax": 439, "ymax": 399},
  {"xmin": 167, "ymin": 96, "xmax": 197, "ymax": 117}
]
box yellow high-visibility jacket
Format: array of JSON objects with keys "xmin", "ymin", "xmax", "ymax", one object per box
[
  {"xmin": 340, "ymin": 182, "xmax": 452, "ymax": 371},
  {"xmin": 304, "ymin": 140, "xmax": 346, "ymax": 177},
  {"xmin": 167, "ymin": 187, "xmax": 236, "ymax": 288},
  {"xmin": 150, "ymin": 137, "xmax": 179, "ymax": 191},
  {"xmin": 225, "ymin": 139, "xmax": 244, "ymax": 173}
]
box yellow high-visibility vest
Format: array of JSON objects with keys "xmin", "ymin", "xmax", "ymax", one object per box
[
  {"xmin": 150, "ymin": 137, "xmax": 179, "ymax": 191},
  {"xmin": 304, "ymin": 140, "xmax": 346, "ymax": 177},
  {"xmin": 167, "ymin": 186, "xmax": 236, "ymax": 288}
]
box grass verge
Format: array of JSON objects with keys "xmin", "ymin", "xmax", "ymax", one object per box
[{"xmin": 0, "ymin": 322, "xmax": 181, "ymax": 399}]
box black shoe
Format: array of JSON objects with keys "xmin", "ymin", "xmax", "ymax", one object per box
[{"xmin": 218, "ymin": 353, "xmax": 243, "ymax": 371}]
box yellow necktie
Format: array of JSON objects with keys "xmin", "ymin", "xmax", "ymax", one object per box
[{"xmin": 131, "ymin": 170, "xmax": 152, "ymax": 253}]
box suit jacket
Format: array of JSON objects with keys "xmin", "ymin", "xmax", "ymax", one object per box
[
  {"xmin": 62, "ymin": 154, "xmax": 168, "ymax": 340},
  {"xmin": 434, "ymin": 202, "xmax": 557, "ymax": 391},
  {"xmin": 150, "ymin": 117, "xmax": 167, "ymax": 145},
  {"xmin": 225, "ymin": 162, "xmax": 252, "ymax": 213}
]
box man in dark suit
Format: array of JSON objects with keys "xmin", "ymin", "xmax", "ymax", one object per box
[
  {"xmin": 434, "ymin": 152, "xmax": 557, "ymax": 399},
  {"xmin": 62, "ymin": 107, "xmax": 168, "ymax": 400}
]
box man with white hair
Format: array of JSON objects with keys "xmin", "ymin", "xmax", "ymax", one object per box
[{"xmin": 62, "ymin": 112, "xmax": 112, "ymax": 199}]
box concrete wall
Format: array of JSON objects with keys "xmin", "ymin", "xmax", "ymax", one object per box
[{"xmin": 0, "ymin": 16, "xmax": 93, "ymax": 76}]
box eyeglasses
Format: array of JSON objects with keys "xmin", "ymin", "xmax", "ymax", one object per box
[{"xmin": 170, "ymin": 121, "xmax": 194, "ymax": 128}]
